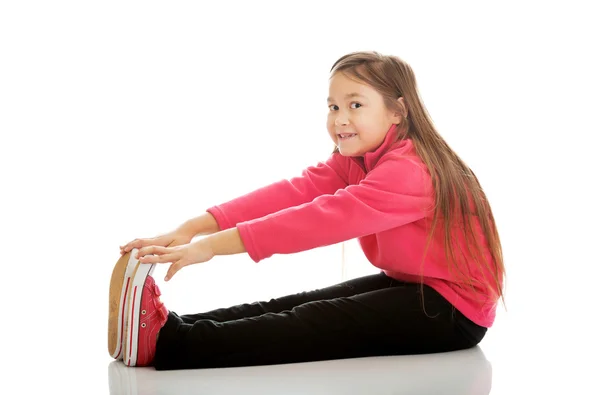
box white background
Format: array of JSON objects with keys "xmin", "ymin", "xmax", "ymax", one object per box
[{"xmin": 1, "ymin": 1, "xmax": 598, "ymax": 393}]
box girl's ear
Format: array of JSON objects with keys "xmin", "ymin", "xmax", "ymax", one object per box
[{"xmin": 392, "ymin": 97, "xmax": 407, "ymax": 124}]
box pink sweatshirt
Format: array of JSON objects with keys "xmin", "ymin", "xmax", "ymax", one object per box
[{"xmin": 207, "ymin": 126, "xmax": 500, "ymax": 327}]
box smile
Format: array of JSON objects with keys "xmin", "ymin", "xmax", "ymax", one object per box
[{"xmin": 337, "ymin": 133, "xmax": 357, "ymax": 140}]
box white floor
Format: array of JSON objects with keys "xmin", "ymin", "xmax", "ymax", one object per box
[{"xmin": 108, "ymin": 347, "xmax": 492, "ymax": 395}]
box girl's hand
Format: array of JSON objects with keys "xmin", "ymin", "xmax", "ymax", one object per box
[
  {"xmin": 135, "ymin": 239, "xmax": 215, "ymax": 281},
  {"xmin": 120, "ymin": 227, "xmax": 195, "ymax": 256}
]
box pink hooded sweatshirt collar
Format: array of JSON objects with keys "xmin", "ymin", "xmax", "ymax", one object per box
[{"xmin": 352, "ymin": 124, "xmax": 404, "ymax": 173}]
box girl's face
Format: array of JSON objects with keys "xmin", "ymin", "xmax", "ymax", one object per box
[{"xmin": 327, "ymin": 72, "xmax": 403, "ymax": 157}]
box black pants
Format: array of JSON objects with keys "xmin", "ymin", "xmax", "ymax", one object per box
[{"xmin": 153, "ymin": 272, "xmax": 487, "ymax": 370}]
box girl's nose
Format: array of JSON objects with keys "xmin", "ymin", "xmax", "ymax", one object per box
[{"xmin": 335, "ymin": 116, "xmax": 349, "ymax": 126}]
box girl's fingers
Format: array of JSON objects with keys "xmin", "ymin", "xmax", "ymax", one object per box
[
  {"xmin": 122, "ymin": 241, "xmax": 138, "ymax": 253},
  {"xmin": 165, "ymin": 260, "xmax": 187, "ymax": 282},
  {"xmin": 139, "ymin": 251, "xmax": 179, "ymax": 264},
  {"xmin": 124, "ymin": 238, "xmax": 152, "ymax": 253},
  {"xmin": 137, "ymin": 245, "xmax": 171, "ymax": 258}
]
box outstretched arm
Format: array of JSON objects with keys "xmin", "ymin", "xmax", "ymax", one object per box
[{"xmin": 137, "ymin": 154, "xmax": 431, "ymax": 279}]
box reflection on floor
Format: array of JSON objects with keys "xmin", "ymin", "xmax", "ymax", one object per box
[{"xmin": 108, "ymin": 346, "xmax": 492, "ymax": 395}]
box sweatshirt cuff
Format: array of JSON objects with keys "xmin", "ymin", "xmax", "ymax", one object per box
[
  {"xmin": 236, "ymin": 221, "xmax": 263, "ymax": 263},
  {"xmin": 206, "ymin": 206, "xmax": 232, "ymax": 231}
]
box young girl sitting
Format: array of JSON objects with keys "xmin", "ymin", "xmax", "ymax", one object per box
[{"xmin": 108, "ymin": 50, "xmax": 505, "ymax": 371}]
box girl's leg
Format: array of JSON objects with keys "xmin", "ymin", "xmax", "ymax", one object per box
[
  {"xmin": 153, "ymin": 281, "xmax": 487, "ymax": 370},
  {"xmin": 178, "ymin": 272, "xmax": 395, "ymax": 324}
]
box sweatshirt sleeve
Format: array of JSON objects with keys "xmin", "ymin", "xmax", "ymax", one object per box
[
  {"xmin": 206, "ymin": 154, "xmax": 348, "ymax": 231},
  {"xmin": 236, "ymin": 153, "xmax": 434, "ymax": 263}
]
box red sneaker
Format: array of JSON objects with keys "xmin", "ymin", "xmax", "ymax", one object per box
[
  {"xmin": 123, "ymin": 264, "xmax": 168, "ymax": 367},
  {"xmin": 108, "ymin": 249, "xmax": 141, "ymax": 360}
]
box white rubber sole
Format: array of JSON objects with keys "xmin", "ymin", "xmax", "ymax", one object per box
[
  {"xmin": 110, "ymin": 249, "xmax": 141, "ymax": 360},
  {"xmin": 123, "ymin": 259, "xmax": 156, "ymax": 367}
]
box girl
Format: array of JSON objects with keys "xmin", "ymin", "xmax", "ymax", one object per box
[{"xmin": 108, "ymin": 51, "xmax": 505, "ymax": 370}]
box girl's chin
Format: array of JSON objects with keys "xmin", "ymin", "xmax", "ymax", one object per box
[{"xmin": 337, "ymin": 147, "xmax": 364, "ymax": 157}]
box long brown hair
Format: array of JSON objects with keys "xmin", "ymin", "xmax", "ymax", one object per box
[{"xmin": 330, "ymin": 51, "xmax": 505, "ymax": 307}]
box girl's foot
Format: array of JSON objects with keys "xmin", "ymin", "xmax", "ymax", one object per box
[
  {"xmin": 123, "ymin": 264, "xmax": 168, "ymax": 367},
  {"xmin": 108, "ymin": 249, "xmax": 141, "ymax": 360}
]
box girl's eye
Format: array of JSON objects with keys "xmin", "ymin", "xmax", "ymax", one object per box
[{"xmin": 328, "ymin": 102, "xmax": 362, "ymax": 111}]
